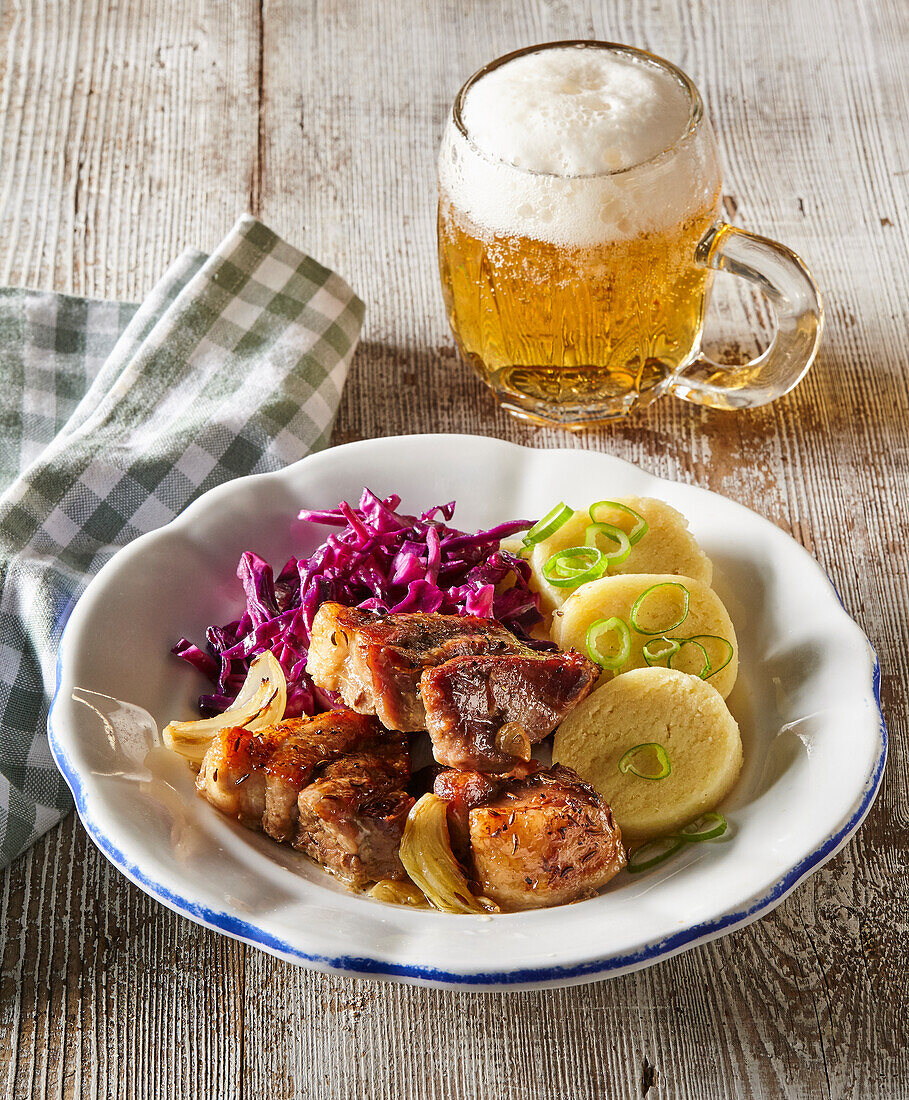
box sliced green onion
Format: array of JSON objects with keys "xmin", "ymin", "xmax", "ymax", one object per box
[
  {"xmin": 584, "ymin": 522, "xmax": 632, "ymax": 568},
  {"xmin": 642, "ymin": 636, "xmax": 682, "ymax": 667},
  {"xmin": 630, "ymin": 582, "xmax": 690, "ymax": 635},
  {"xmin": 589, "ymin": 501, "xmax": 649, "ymax": 546},
  {"xmin": 618, "ymin": 742, "xmax": 671, "ymax": 780},
  {"xmin": 667, "ymin": 638, "xmax": 711, "ymax": 679},
  {"xmin": 542, "ymin": 546, "xmax": 606, "ymax": 589},
  {"xmin": 675, "ymin": 811, "xmax": 728, "ymax": 842},
  {"xmin": 522, "ymin": 502, "xmax": 573, "ymax": 546},
  {"xmin": 684, "ymin": 635, "xmax": 734, "ymax": 680},
  {"xmin": 626, "ymin": 836, "xmax": 684, "ymax": 874},
  {"xmin": 627, "ymin": 813, "xmax": 730, "ymax": 874},
  {"xmin": 586, "ymin": 616, "xmax": 632, "ymax": 670}
]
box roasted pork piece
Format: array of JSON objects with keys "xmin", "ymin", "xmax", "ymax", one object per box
[
  {"xmin": 434, "ymin": 762, "xmax": 626, "ymax": 910},
  {"xmin": 197, "ymin": 709, "xmax": 413, "ymax": 887},
  {"xmin": 420, "ymin": 650, "xmax": 599, "ymax": 771},
  {"xmin": 307, "ymin": 603, "xmax": 527, "ymax": 730},
  {"xmin": 306, "ymin": 603, "xmax": 599, "ymax": 771}
]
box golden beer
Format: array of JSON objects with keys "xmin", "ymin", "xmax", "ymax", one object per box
[
  {"xmin": 438, "ymin": 193, "xmax": 721, "ymax": 414},
  {"xmin": 438, "ymin": 42, "xmax": 726, "ymax": 426}
]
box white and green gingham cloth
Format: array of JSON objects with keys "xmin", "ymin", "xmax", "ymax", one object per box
[{"xmin": 0, "ymin": 215, "xmax": 364, "ymax": 866}]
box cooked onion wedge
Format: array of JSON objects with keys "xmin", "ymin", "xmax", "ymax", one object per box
[
  {"xmin": 368, "ymin": 879, "xmax": 430, "ymax": 907},
  {"xmin": 495, "ymin": 721, "xmax": 532, "ymax": 762},
  {"xmin": 163, "ymin": 650, "xmax": 287, "ymax": 765},
  {"xmin": 399, "ymin": 794, "xmax": 497, "ymax": 914}
]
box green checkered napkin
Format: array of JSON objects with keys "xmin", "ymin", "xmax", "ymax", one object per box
[{"xmin": 0, "ymin": 215, "xmax": 365, "ymax": 866}]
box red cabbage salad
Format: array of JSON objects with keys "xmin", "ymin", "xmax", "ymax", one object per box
[{"xmin": 172, "ymin": 489, "xmax": 547, "ymax": 718}]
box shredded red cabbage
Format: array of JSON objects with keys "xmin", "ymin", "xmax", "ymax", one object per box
[{"xmin": 172, "ymin": 488, "xmax": 547, "ymax": 718}]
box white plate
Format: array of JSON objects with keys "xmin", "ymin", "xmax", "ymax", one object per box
[{"xmin": 48, "ymin": 434, "xmax": 886, "ymax": 990}]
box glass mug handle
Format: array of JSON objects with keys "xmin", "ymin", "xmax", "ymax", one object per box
[{"xmin": 668, "ymin": 224, "xmax": 824, "ymax": 410}]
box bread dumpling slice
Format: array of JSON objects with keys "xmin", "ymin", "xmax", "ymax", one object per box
[
  {"xmin": 553, "ymin": 572, "xmax": 737, "ymax": 699},
  {"xmin": 552, "ymin": 667, "xmax": 742, "ymax": 841},
  {"xmin": 528, "ymin": 497, "xmax": 713, "ymax": 616}
]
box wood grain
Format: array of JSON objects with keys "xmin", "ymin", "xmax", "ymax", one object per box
[{"xmin": 0, "ymin": 0, "xmax": 906, "ymax": 1096}]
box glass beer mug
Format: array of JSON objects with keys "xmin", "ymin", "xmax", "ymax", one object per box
[{"xmin": 437, "ymin": 41, "xmax": 823, "ymax": 427}]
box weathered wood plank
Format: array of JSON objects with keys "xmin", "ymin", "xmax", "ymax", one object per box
[
  {"xmin": 0, "ymin": 0, "xmax": 906, "ymax": 1097},
  {"xmin": 0, "ymin": 0, "xmax": 260, "ymax": 298}
]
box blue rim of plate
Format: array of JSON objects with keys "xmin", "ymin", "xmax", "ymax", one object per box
[{"xmin": 45, "ymin": 447, "xmax": 889, "ymax": 987}]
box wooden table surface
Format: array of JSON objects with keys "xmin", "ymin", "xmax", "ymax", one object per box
[{"xmin": 0, "ymin": 0, "xmax": 906, "ymax": 1096}]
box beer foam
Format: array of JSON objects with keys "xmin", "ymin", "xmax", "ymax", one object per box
[
  {"xmin": 439, "ymin": 46, "xmax": 721, "ymax": 247},
  {"xmin": 461, "ymin": 47, "xmax": 691, "ymax": 177}
]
